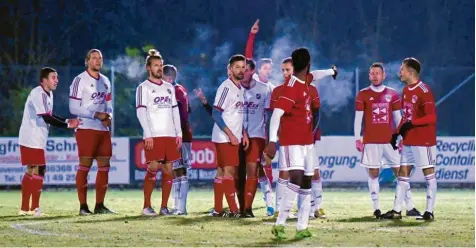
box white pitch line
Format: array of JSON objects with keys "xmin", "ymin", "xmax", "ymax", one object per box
[{"xmin": 10, "ymin": 221, "xmax": 87, "ymax": 238}]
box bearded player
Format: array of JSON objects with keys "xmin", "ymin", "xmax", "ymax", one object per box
[
  {"xmin": 380, "ymin": 58, "xmax": 437, "ymax": 221},
  {"xmin": 69, "ymin": 49, "xmax": 115, "ymax": 215},
  {"xmin": 136, "ymin": 49, "xmax": 182, "ymax": 216},
  {"xmin": 354, "ymin": 62, "xmax": 421, "ymax": 218},
  {"xmin": 19, "ymin": 67, "xmax": 79, "ymax": 216},
  {"xmin": 162, "ymin": 65, "xmax": 191, "ymax": 215}
]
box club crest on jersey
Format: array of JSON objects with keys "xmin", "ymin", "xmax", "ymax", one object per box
[
  {"xmin": 412, "ymin": 95, "xmax": 418, "ymax": 103},
  {"xmin": 167, "ymin": 89, "xmax": 172, "ymax": 94},
  {"xmin": 256, "ymin": 93, "xmax": 261, "ymax": 99},
  {"xmin": 385, "ymin": 94, "xmax": 392, "ymax": 102},
  {"xmin": 90, "ymin": 84, "xmax": 94, "ymax": 87}
]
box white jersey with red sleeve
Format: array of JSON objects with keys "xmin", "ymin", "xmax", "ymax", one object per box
[
  {"xmin": 401, "ymin": 81, "xmax": 437, "ymax": 146},
  {"xmin": 244, "ymin": 80, "xmax": 273, "ymax": 139},
  {"xmin": 211, "ymin": 79, "xmax": 245, "ymax": 143},
  {"xmin": 19, "ymin": 86, "xmax": 54, "ymax": 149},
  {"xmin": 69, "ymin": 71, "xmax": 112, "ymax": 131},
  {"xmin": 136, "ymin": 79, "xmax": 182, "ymax": 138}
]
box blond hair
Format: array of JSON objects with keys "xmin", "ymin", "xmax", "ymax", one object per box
[
  {"xmin": 84, "ymin": 49, "xmax": 102, "ymax": 67},
  {"xmin": 145, "ymin": 49, "xmax": 163, "ymax": 66}
]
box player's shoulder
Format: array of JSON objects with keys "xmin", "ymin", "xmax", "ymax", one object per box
[
  {"xmin": 417, "ymin": 82, "xmax": 432, "ymax": 93},
  {"xmin": 137, "ymin": 80, "xmax": 150, "ymax": 90},
  {"xmin": 284, "ymin": 75, "xmax": 305, "ymax": 87},
  {"xmin": 30, "ymin": 86, "xmax": 44, "ymax": 97},
  {"xmin": 99, "ymin": 73, "xmax": 111, "ymax": 84},
  {"xmin": 359, "ymin": 86, "xmax": 371, "ymax": 93}
]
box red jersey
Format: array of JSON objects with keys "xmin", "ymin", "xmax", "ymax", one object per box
[
  {"xmin": 174, "ymin": 83, "xmax": 193, "ymax": 142},
  {"xmin": 309, "ymin": 84, "xmax": 321, "ymax": 141},
  {"xmin": 270, "ymin": 84, "xmax": 283, "ymax": 110},
  {"xmin": 355, "ymin": 86, "xmax": 400, "ymax": 144},
  {"xmin": 401, "ymin": 82, "xmax": 437, "ymax": 146},
  {"xmin": 274, "ymin": 75, "xmax": 313, "ymax": 146}
]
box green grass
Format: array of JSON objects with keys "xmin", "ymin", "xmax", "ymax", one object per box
[{"xmin": 0, "ymin": 189, "xmax": 474, "ymax": 247}]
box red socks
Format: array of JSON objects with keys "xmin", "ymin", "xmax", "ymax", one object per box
[
  {"xmin": 244, "ymin": 177, "xmax": 258, "ymax": 209},
  {"xmin": 161, "ymin": 173, "xmax": 173, "ymax": 208},
  {"xmin": 222, "ymin": 176, "xmax": 239, "ymax": 213},
  {"xmin": 76, "ymin": 166, "xmax": 90, "ymax": 205},
  {"xmin": 213, "ymin": 177, "xmax": 224, "ymax": 213},
  {"xmin": 30, "ymin": 174, "xmax": 44, "ymax": 210},
  {"xmin": 21, "ymin": 173, "xmax": 33, "ymax": 211},
  {"xmin": 143, "ymin": 168, "xmax": 158, "ymax": 208},
  {"xmin": 265, "ymin": 166, "xmax": 273, "ymax": 184},
  {"xmin": 95, "ymin": 166, "xmax": 110, "ymax": 204}
]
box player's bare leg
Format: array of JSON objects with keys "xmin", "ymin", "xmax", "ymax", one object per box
[
  {"xmin": 311, "ymin": 169, "xmax": 326, "ymax": 219},
  {"xmin": 172, "ymin": 167, "xmax": 189, "ymax": 215},
  {"xmin": 275, "ymin": 170, "xmax": 289, "ymax": 217},
  {"xmin": 391, "ymin": 166, "xmax": 420, "ymax": 217},
  {"xmin": 94, "ymin": 157, "xmax": 115, "ymax": 214},
  {"xmin": 258, "ymin": 164, "xmax": 274, "ymax": 216},
  {"xmin": 160, "ymin": 162, "xmax": 174, "ymax": 215},
  {"xmin": 222, "ymin": 165, "xmax": 240, "ymax": 217},
  {"xmin": 143, "ymin": 161, "xmax": 159, "ymax": 216},
  {"xmin": 242, "ymin": 162, "xmax": 258, "ymax": 217},
  {"xmin": 29, "ymin": 166, "xmax": 46, "ymax": 216},
  {"xmin": 19, "ymin": 166, "xmax": 34, "ymax": 215},
  {"xmin": 367, "ymin": 168, "xmax": 381, "ymax": 218},
  {"xmin": 76, "ymin": 157, "xmax": 93, "ymax": 215},
  {"xmin": 380, "ymin": 165, "xmax": 412, "ymax": 219},
  {"xmin": 417, "ymin": 167, "xmax": 436, "ymax": 220},
  {"xmin": 211, "ymin": 166, "xmax": 225, "ymax": 216}
]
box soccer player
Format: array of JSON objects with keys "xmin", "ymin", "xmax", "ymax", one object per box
[
  {"xmin": 380, "ymin": 58, "xmax": 437, "ymax": 221},
  {"xmin": 210, "ymin": 54, "xmax": 249, "ymax": 218},
  {"xmin": 270, "ymin": 57, "xmax": 336, "ymax": 219},
  {"xmin": 19, "ymin": 67, "xmax": 79, "ymax": 216},
  {"xmin": 163, "ymin": 64, "xmax": 190, "ymax": 215},
  {"xmin": 240, "ymin": 58, "xmax": 274, "ymax": 217},
  {"xmin": 267, "ymin": 48, "xmax": 315, "ymax": 239},
  {"xmin": 135, "ymin": 49, "xmax": 182, "ymax": 216},
  {"xmin": 69, "ymin": 49, "xmax": 115, "ymax": 215},
  {"xmin": 354, "ymin": 62, "xmax": 421, "ymax": 218}
]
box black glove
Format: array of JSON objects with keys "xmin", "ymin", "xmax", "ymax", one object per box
[
  {"xmin": 399, "ymin": 120, "xmax": 414, "ymax": 137},
  {"xmin": 390, "ymin": 133, "xmax": 399, "ymax": 150},
  {"xmin": 331, "ymin": 65, "xmax": 338, "ymax": 80}
]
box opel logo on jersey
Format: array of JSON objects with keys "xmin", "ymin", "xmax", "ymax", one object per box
[
  {"xmin": 90, "ymin": 92, "xmax": 107, "ymax": 100},
  {"xmin": 256, "ymin": 93, "xmax": 261, "ymax": 99},
  {"xmin": 235, "ymin": 101, "xmax": 244, "ymax": 108},
  {"xmin": 243, "ymin": 101, "xmax": 259, "ymax": 109},
  {"xmin": 154, "ymin": 96, "xmax": 172, "ymax": 104}
]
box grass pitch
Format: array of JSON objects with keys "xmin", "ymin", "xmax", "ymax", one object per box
[{"xmin": 0, "ymin": 189, "xmax": 474, "ymax": 247}]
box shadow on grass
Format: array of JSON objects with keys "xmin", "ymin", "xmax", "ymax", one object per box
[
  {"xmin": 250, "ymin": 237, "xmax": 309, "ymax": 247},
  {"xmin": 336, "ymin": 216, "xmax": 379, "ymax": 223},
  {"xmin": 0, "ymin": 215, "xmax": 75, "ymax": 222},
  {"xmin": 383, "ymin": 220, "xmax": 431, "ymax": 227}
]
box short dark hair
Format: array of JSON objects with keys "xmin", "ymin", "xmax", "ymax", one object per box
[
  {"xmin": 40, "ymin": 67, "xmax": 56, "ymax": 81},
  {"xmin": 229, "ymin": 54, "xmax": 246, "ymax": 66},
  {"xmin": 163, "ymin": 64, "xmax": 177, "ymax": 78},
  {"xmin": 281, "ymin": 57, "xmax": 292, "ymax": 64},
  {"xmin": 403, "ymin": 57, "xmax": 421, "ymax": 74},
  {"xmin": 246, "ymin": 59, "xmax": 256, "ymax": 70},
  {"xmin": 370, "ymin": 62, "xmax": 385, "ymax": 73},
  {"xmin": 258, "ymin": 58, "xmax": 273, "ymax": 69},
  {"xmin": 291, "ymin": 48, "xmax": 311, "ymax": 73}
]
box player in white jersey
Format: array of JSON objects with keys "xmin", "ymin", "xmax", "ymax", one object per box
[
  {"xmin": 354, "ymin": 62, "xmax": 420, "ymax": 218},
  {"xmin": 69, "ymin": 49, "xmax": 115, "ymax": 215},
  {"xmin": 136, "ymin": 49, "xmax": 183, "ymax": 216},
  {"xmin": 210, "ymin": 54, "xmax": 249, "ymax": 217},
  {"xmin": 239, "ymin": 58, "xmax": 274, "ymax": 217},
  {"xmin": 19, "ymin": 67, "xmax": 79, "ymax": 216}
]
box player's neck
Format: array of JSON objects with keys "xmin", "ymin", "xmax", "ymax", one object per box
[
  {"xmin": 148, "ymin": 77, "xmax": 163, "ymax": 84},
  {"xmin": 40, "ymin": 83, "xmax": 52, "ymax": 95},
  {"xmin": 230, "ymin": 77, "xmax": 242, "ymax": 87},
  {"xmin": 258, "ymin": 74, "xmax": 268, "ymax": 83},
  {"xmin": 370, "ymin": 84, "xmax": 385, "ymax": 92},
  {"xmin": 86, "ymin": 69, "xmax": 100, "ymax": 80},
  {"xmin": 407, "ymin": 78, "xmax": 420, "ymax": 86},
  {"xmin": 293, "ymin": 72, "xmax": 307, "ymax": 81}
]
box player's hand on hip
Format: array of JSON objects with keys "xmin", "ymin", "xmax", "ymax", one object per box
[
  {"xmin": 250, "ymin": 19, "xmax": 259, "ymax": 34},
  {"xmin": 176, "ymin": 137, "xmax": 183, "ymax": 150},
  {"xmin": 399, "ymin": 120, "xmax": 413, "ymax": 137},
  {"xmin": 242, "ymin": 135, "xmax": 249, "ymax": 150},
  {"xmin": 144, "ymin": 138, "xmax": 153, "ymax": 151},
  {"xmin": 390, "ymin": 133, "xmax": 399, "ymax": 150},
  {"xmin": 94, "ymin": 112, "xmax": 110, "ymax": 121},
  {"xmin": 101, "ymin": 118, "xmax": 112, "ymax": 127},
  {"xmin": 67, "ymin": 119, "xmax": 80, "ymax": 128},
  {"xmin": 265, "ymin": 142, "xmax": 277, "ymax": 159},
  {"xmin": 355, "ymin": 139, "xmax": 364, "ymax": 152},
  {"xmin": 229, "ymin": 134, "xmax": 240, "ymax": 146}
]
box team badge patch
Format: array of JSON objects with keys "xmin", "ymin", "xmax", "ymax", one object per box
[
  {"xmin": 385, "ymin": 94, "xmax": 392, "ymax": 102},
  {"xmin": 167, "ymin": 89, "xmax": 172, "ymax": 94},
  {"xmin": 412, "ymin": 95, "xmax": 418, "ymax": 103},
  {"xmin": 256, "ymin": 93, "xmax": 261, "ymax": 99}
]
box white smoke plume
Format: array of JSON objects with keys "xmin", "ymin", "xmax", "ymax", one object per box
[
  {"xmin": 316, "ymin": 70, "xmax": 355, "ymax": 114},
  {"xmin": 110, "ymin": 55, "xmax": 146, "ymax": 80}
]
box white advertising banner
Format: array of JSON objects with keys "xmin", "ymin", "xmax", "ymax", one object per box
[
  {"xmin": 272, "ymin": 136, "xmax": 474, "ymax": 183},
  {"xmin": 0, "ymin": 137, "xmax": 130, "ymax": 185}
]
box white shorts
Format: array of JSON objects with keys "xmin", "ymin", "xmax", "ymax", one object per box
[
  {"xmin": 173, "ymin": 142, "xmax": 192, "ymax": 170},
  {"xmin": 400, "ymin": 145, "xmax": 436, "ymax": 169},
  {"xmin": 313, "ymin": 141, "xmax": 322, "ymax": 170},
  {"xmin": 360, "ymin": 143, "xmax": 400, "ymax": 169},
  {"xmin": 278, "ymin": 144, "xmax": 314, "ymax": 176}
]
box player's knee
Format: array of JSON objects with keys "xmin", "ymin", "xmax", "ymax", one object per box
[
  {"xmin": 223, "ymin": 166, "xmax": 235, "ymax": 177},
  {"xmin": 148, "ymin": 161, "xmax": 160, "ymax": 172},
  {"xmin": 288, "ymin": 170, "xmax": 304, "ymax": 186},
  {"xmin": 279, "ymin": 171, "xmax": 289, "ymax": 180},
  {"xmin": 37, "ymin": 166, "xmax": 46, "ymax": 177},
  {"xmin": 422, "ymin": 167, "xmax": 435, "ymax": 176},
  {"xmin": 398, "ymin": 166, "xmax": 411, "ymax": 177},
  {"xmin": 368, "ymin": 168, "xmax": 380, "ymax": 179},
  {"xmin": 79, "ymin": 158, "xmax": 94, "ymax": 167},
  {"xmin": 26, "ymin": 166, "xmax": 34, "ymax": 175},
  {"xmin": 161, "ymin": 162, "xmax": 173, "ymax": 175},
  {"xmin": 96, "ymin": 158, "xmax": 110, "ymax": 167},
  {"xmin": 312, "ymin": 169, "xmax": 321, "ymax": 181}
]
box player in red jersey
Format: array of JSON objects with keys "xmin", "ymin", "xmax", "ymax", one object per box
[
  {"xmin": 381, "ymin": 58, "xmax": 437, "ymax": 221},
  {"xmin": 354, "ymin": 62, "xmax": 421, "ymax": 218},
  {"xmin": 267, "ymin": 48, "xmax": 315, "ymax": 239},
  {"xmin": 163, "ymin": 65, "xmax": 191, "ymax": 215},
  {"xmin": 18, "ymin": 67, "xmax": 79, "ymax": 216},
  {"xmin": 69, "ymin": 49, "xmax": 115, "ymax": 215}
]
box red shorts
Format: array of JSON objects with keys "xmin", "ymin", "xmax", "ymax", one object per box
[
  {"xmin": 245, "ymin": 138, "xmax": 266, "ymax": 163},
  {"xmin": 75, "ymin": 129, "xmax": 112, "ymax": 158},
  {"xmin": 20, "ymin": 146, "xmax": 46, "ymax": 166},
  {"xmin": 144, "ymin": 137, "xmax": 181, "ymax": 164},
  {"xmin": 215, "ymin": 142, "xmax": 239, "ymax": 167}
]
